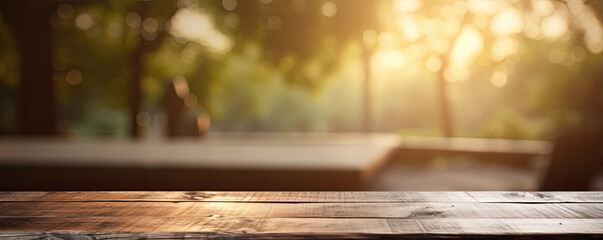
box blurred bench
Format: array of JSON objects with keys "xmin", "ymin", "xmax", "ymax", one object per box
[
  {"xmin": 0, "ymin": 133, "xmax": 400, "ymax": 190},
  {"xmin": 395, "ymin": 136, "xmax": 552, "ymax": 166}
]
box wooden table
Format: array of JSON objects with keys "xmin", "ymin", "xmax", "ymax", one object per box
[
  {"xmin": 0, "ymin": 133, "xmax": 400, "ymax": 190},
  {"xmin": 1, "ymin": 191, "xmax": 602, "ymax": 239}
]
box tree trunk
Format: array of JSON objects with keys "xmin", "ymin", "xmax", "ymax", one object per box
[
  {"xmin": 437, "ymin": 58, "xmax": 453, "ymax": 138},
  {"xmin": 362, "ymin": 46, "xmax": 373, "ymax": 132},
  {"xmin": 128, "ymin": 0, "xmax": 177, "ymax": 138},
  {"xmin": 128, "ymin": 43, "xmax": 143, "ymax": 138},
  {"xmin": 1, "ymin": 1, "xmax": 57, "ymax": 135}
]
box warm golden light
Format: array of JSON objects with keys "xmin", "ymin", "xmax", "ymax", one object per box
[
  {"xmin": 449, "ymin": 26, "xmax": 483, "ymax": 70},
  {"xmin": 426, "ymin": 37, "xmax": 450, "ymax": 55},
  {"xmin": 222, "ymin": 0, "xmax": 237, "ymax": 11},
  {"xmin": 180, "ymin": 47, "xmax": 197, "ymax": 64},
  {"xmin": 571, "ymin": 46, "xmax": 587, "ymax": 62},
  {"xmin": 136, "ymin": 111, "xmax": 151, "ymax": 127},
  {"xmin": 491, "ymin": 71, "xmax": 508, "ymax": 87},
  {"xmin": 373, "ymin": 49, "xmax": 406, "ymax": 71},
  {"xmin": 168, "ymin": 8, "xmax": 232, "ymax": 53},
  {"xmin": 491, "ymin": 37, "xmax": 518, "ymax": 62},
  {"xmin": 321, "ymin": 2, "xmax": 337, "ymax": 17},
  {"xmin": 142, "ymin": 17, "xmax": 158, "ymax": 34},
  {"xmin": 106, "ymin": 21, "xmax": 123, "ymax": 38},
  {"xmin": 424, "ymin": 56, "xmax": 442, "ymax": 72},
  {"xmin": 377, "ymin": 32, "xmax": 397, "ymax": 47},
  {"xmin": 363, "ymin": 29, "xmax": 378, "ymax": 46},
  {"xmin": 397, "ymin": 15, "xmax": 421, "ymax": 41},
  {"xmin": 467, "ymin": 0, "xmax": 502, "ymax": 15},
  {"xmin": 490, "ymin": 7, "xmax": 524, "ymax": 36},
  {"xmin": 125, "ymin": 12, "xmax": 141, "ymax": 29},
  {"xmin": 548, "ymin": 48, "xmax": 565, "ymax": 64},
  {"xmin": 75, "ymin": 13, "xmax": 93, "ymax": 30},
  {"xmin": 224, "ymin": 13, "xmax": 240, "ymax": 28},
  {"xmin": 173, "ymin": 76, "xmax": 190, "ymax": 99},
  {"xmin": 185, "ymin": 93, "xmax": 198, "ymax": 108},
  {"xmin": 196, "ymin": 113, "xmax": 211, "ymax": 132},
  {"xmin": 65, "ymin": 69, "xmax": 83, "ymax": 86},
  {"xmin": 541, "ymin": 13, "xmax": 568, "ymax": 40},
  {"xmin": 56, "ymin": 3, "xmax": 73, "ymax": 19},
  {"xmin": 566, "ymin": 0, "xmax": 603, "ymax": 53},
  {"xmin": 267, "ymin": 16, "xmax": 282, "ymax": 31},
  {"xmin": 531, "ymin": 0, "xmax": 555, "ymax": 17},
  {"xmin": 393, "ymin": 0, "xmax": 421, "ymax": 13}
]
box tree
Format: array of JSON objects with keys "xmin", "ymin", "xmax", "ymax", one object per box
[
  {"xmin": 225, "ymin": 0, "xmax": 384, "ymax": 131},
  {"xmin": 378, "ymin": 0, "xmax": 603, "ymax": 137}
]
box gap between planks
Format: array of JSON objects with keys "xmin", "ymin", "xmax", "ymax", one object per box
[{"xmin": 1, "ymin": 192, "xmax": 602, "ymax": 203}]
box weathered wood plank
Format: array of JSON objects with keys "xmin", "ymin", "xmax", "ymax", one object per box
[
  {"xmin": 0, "ymin": 202, "xmax": 601, "ymax": 219},
  {"xmin": 1, "ymin": 192, "xmax": 601, "ymax": 238},
  {"xmin": 0, "ymin": 217, "xmax": 601, "ymax": 237},
  {"xmin": 2, "ymin": 191, "xmax": 602, "ymax": 203},
  {"xmin": 0, "ymin": 191, "xmax": 476, "ymax": 202},
  {"xmin": 1, "ymin": 232, "xmax": 600, "ymax": 240}
]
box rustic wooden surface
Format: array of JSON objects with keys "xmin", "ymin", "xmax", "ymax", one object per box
[{"xmin": 0, "ymin": 192, "xmax": 602, "ymax": 239}]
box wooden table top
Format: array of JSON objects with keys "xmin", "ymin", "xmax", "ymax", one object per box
[
  {"xmin": 0, "ymin": 133, "xmax": 400, "ymax": 171},
  {"xmin": 1, "ymin": 191, "xmax": 602, "ymax": 239}
]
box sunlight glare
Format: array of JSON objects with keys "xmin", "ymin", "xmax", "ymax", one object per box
[
  {"xmin": 523, "ymin": 22, "xmax": 541, "ymax": 39},
  {"xmin": 373, "ymin": 49, "xmax": 406, "ymax": 70},
  {"xmin": 363, "ymin": 29, "xmax": 378, "ymax": 46},
  {"xmin": 397, "ymin": 15, "xmax": 422, "ymax": 41},
  {"xmin": 472, "ymin": 14, "xmax": 489, "ymax": 29},
  {"xmin": 566, "ymin": 0, "xmax": 603, "ymax": 53},
  {"xmin": 444, "ymin": 66, "xmax": 470, "ymax": 82},
  {"xmin": 393, "ymin": 0, "xmax": 421, "ymax": 13},
  {"xmin": 490, "ymin": 8, "xmax": 524, "ymax": 35},
  {"xmin": 540, "ymin": 13, "xmax": 568, "ymax": 40},
  {"xmin": 75, "ymin": 13, "xmax": 93, "ymax": 30},
  {"xmin": 427, "ymin": 37, "xmax": 450, "ymax": 54},
  {"xmin": 491, "ymin": 71, "xmax": 507, "ymax": 87},
  {"xmin": 491, "ymin": 37, "xmax": 518, "ymax": 62},
  {"xmin": 173, "ymin": 76, "xmax": 190, "ymax": 99},
  {"xmin": 449, "ymin": 26, "xmax": 483, "ymax": 68},
  {"xmin": 378, "ymin": 32, "xmax": 398, "ymax": 47},
  {"xmin": 169, "ymin": 8, "xmax": 232, "ymax": 53},
  {"xmin": 548, "ymin": 48, "xmax": 565, "ymax": 64},
  {"xmin": 571, "ymin": 46, "xmax": 587, "ymax": 62},
  {"xmin": 424, "ymin": 56, "xmax": 442, "ymax": 72},
  {"xmin": 467, "ymin": 0, "xmax": 503, "ymax": 15},
  {"xmin": 321, "ymin": 2, "xmax": 337, "ymax": 17},
  {"xmin": 531, "ymin": 0, "xmax": 555, "ymax": 16}
]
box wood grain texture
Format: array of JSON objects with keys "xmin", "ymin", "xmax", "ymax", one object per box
[
  {"xmin": 0, "ymin": 218, "xmax": 602, "ymax": 238},
  {"xmin": 0, "ymin": 202, "xmax": 602, "ymax": 219},
  {"xmin": 1, "ymin": 191, "xmax": 602, "ymax": 202},
  {"xmin": 0, "ymin": 191, "xmax": 602, "ymax": 239}
]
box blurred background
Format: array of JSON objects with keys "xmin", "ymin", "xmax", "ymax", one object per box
[{"xmin": 0, "ymin": 0, "xmax": 601, "ymax": 191}]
